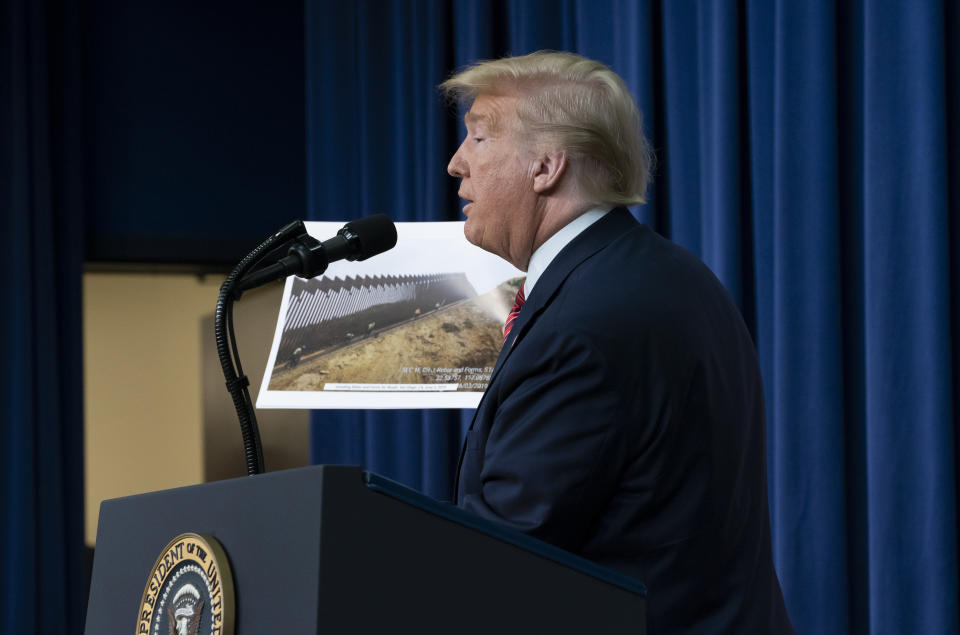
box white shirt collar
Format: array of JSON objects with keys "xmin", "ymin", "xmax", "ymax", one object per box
[{"xmin": 524, "ymin": 207, "xmax": 611, "ymax": 298}]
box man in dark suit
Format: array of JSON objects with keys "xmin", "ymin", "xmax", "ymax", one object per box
[{"xmin": 442, "ymin": 52, "xmax": 793, "ymax": 633}]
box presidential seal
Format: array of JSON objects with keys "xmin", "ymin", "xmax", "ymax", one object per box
[{"xmin": 136, "ymin": 533, "xmax": 235, "ymax": 635}]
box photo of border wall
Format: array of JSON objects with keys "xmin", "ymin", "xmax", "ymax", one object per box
[{"xmin": 267, "ymin": 272, "xmax": 524, "ymax": 392}]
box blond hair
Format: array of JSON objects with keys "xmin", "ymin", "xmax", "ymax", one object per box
[{"xmin": 440, "ymin": 51, "xmax": 654, "ymax": 206}]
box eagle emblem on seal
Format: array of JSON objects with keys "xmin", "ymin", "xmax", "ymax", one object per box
[{"xmin": 167, "ymin": 583, "xmax": 204, "ymax": 635}]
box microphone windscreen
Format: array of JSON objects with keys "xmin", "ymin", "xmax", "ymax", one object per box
[{"xmin": 346, "ymin": 214, "xmax": 398, "ymax": 260}]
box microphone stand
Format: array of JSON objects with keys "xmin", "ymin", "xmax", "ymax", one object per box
[
  {"xmin": 215, "ymin": 220, "xmax": 310, "ymax": 476},
  {"xmin": 216, "ymin": 214, "xmax": 396, "ymax": 476}
]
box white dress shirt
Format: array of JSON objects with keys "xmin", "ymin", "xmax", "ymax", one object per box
[{"xmin": 524, "ymin": 207, "xmax": 611, "ymax": 299}]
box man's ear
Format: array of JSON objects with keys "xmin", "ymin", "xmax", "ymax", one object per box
[{"xmin": 532, "ymin": 149, "xmax": 568, "ymax": 194}]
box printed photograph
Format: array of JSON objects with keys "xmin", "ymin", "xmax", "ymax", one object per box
[{"xmin": 257, "ymin": 221, "xmax": 523, "ymax": 409}]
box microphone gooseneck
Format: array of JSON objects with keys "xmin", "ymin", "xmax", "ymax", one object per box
[
  {"xmin": 215, "ymin": 220, "xmax": 306, "ymax": 476},
  {"xmin": 216, "ymin": 214, "xmax": 397, "ymax": 476}
]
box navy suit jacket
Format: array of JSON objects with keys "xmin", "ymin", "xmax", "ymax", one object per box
[{"xmin": 456, "ymin": 208, "xmax": 793, "ymax": 633}]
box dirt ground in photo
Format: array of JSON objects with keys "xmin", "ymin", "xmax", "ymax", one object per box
[{"xmin": 268, "ymin": 278, "xmax": 523, "ymax": 391}]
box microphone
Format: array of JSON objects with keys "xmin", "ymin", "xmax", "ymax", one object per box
[{"xmin": 236, "ymin": 214, "xmax": 397, "ymax": 293}]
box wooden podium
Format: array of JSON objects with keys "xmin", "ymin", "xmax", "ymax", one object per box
[{"xmin": 85, "ymin": 465, "xmax": 646, "ymax": 633}]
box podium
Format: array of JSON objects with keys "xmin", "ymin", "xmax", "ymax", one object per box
[{"xmin": 86, "ymin": 465, "xmax": 646, "ymax": 633}]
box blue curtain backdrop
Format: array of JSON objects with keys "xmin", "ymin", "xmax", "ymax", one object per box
[
  {"xmin": 1, "ymin": 0, "xmax": 87, "ymax": 632},
  {"xmin": 306, "ymin": 1, "xmax": 960, "ymax": 633}
]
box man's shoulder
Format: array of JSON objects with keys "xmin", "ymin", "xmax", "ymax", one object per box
[
  {"xmin": 543, "ymin": 222, "xmax": 753, "ymax": 365},
  {"xmin": 562, "ymin": 224, "xmax": 728, "ymax": 317}
]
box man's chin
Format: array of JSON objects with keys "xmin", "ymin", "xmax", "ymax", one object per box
[
  {"xmin": 464, "ymin": 223, "xmax": 501, "ymax": 259},
  {"xmin": 463, "ymin": 220, "xmax": 481, "ymax": 248}
]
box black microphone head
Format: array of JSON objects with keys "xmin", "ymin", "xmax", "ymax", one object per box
[{"xmin": 341, "ymin": 213, "xmax": 398, "ymax": 260}]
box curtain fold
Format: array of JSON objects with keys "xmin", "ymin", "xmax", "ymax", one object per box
[
  {"xmin": 862, "ymin": 3, "xmax": 957, "ymax": 631},
  {"xmin": 305, "ymin": 1, "xmax": 959, "ymax": 631},
  {"xmin": 767, "ymin": 2, "xmax": 851, "ymax": 632},
  {"xmin": 1, "ymin": 0, "xmax": 86, "ymax": 632},
  {"xmin": 306, "ymin": 0, "xmax": 469, "ymax": 501}
]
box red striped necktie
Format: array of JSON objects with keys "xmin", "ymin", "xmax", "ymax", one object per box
[{"xmin": 503, "ymin": 284, "xmax": 525, "ymax": 344}]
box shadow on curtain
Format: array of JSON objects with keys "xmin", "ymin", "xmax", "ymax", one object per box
[
  {"xmin": 305, "ymin": 1, "xmax": 959, "ymax": 632},
  {"xmin": 1, "ymin": 0, "xmax": 87, "ymax": 632}
]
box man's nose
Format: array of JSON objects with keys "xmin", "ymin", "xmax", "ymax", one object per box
[{"xmin": 447, "ymin": 146, "xmax": 467, "ymax": 178}]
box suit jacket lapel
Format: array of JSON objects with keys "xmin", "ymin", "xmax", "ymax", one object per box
[
  {"xmin": 454, "ymin": 208, "xmax": 639, "ymax": 502},
  {"xmin": 487, "ymin": 207, "xmax": 639, "ymax": 384}
]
